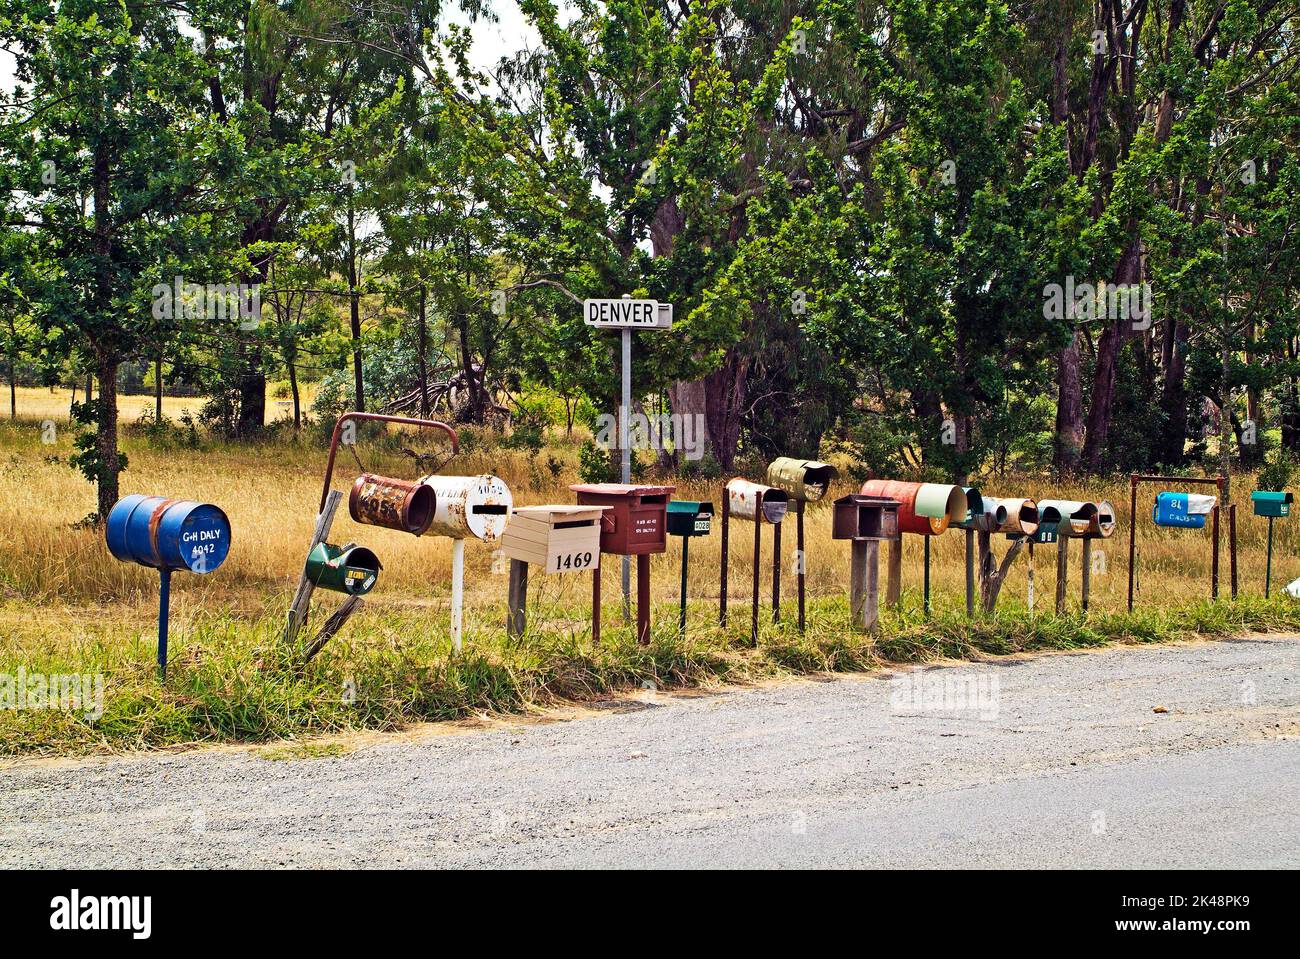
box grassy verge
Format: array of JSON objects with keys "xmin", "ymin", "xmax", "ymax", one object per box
[{"xmin": 3, "ymin": 594, "xmax": 1298, "ymax": 757}]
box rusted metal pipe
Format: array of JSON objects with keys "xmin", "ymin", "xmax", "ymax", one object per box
[{"xmin": 319, "ymin": 412, "xmax": 458, "ymax": 513}]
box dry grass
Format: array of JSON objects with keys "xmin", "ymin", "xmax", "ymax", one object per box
[{"xmin": 1, "ymin": 401, "xmax": 1297, "ymax": 755}]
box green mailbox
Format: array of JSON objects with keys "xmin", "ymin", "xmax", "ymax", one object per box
[
  {"xmin": 667, "ymin": 500, "xmax": 713, "ymax": 537},
  {"xmin": 1251, "ymin": 490, "xmax": 1292, "ymax": 518},
  {"xmin": 306, "ymin": 542, "xmax": 382, "ymax": 596}
]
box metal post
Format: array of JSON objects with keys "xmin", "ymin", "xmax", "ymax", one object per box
[
  {"xmin": 450, "ymin": 538, "xmax": 465, "ymax": 654},
  {"xmin": 965, "ymin": 528, "xmax": 975, "ymax": 616},
  {"xmin": 1266, "ymin": 516, "xmax": 1275, "ymax": 598},
  {"xmin": 620, "ymin": 327, "xmax": 631, "ymax": 623},
  {"xmin": 1211, "ymin": 504, "xmax": 1220, "ymax": 600},
  {"xmin": 1229, "ymin": 503, "xmax": 1238, "ymax": 600},
  {"xmin": 679, "ymin": 535, "xmax": 690, "ymax": 637},
  {"xmin": 772, "ymin": 519, "xmax": 782, "ymax": 623},
  {"xmin": 720, "ymin": 497, "xmax": 729, "ymax": 626},
  {"xmin": 1081, "ymin": 537, "xmax": 1092, "ymax": 613},
  {"xmin": 1127, "ymin": 475, "xmax": 1137, "ymax": 611},
  {"xmin": 1028, "ymin": 540, "xmax": 1036, "ymax": 612},
  {"xmin": 157, "ymin": 567, "xmax": 172, "ymax": 681},
  {"xmin": 923, "ymin": 535, "xmax": 931, "ymax": 616},
  {"xmin": 751, "ymin": 517, "xmax": 762, "ymax": 645},
  {"xmin": 796, "ymin": 502, "xmax": 807, "ymax": 632}
]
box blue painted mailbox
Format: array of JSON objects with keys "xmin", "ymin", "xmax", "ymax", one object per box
[
  {"xmin": 1153, "ymin": 492, "xmax": 1216, "ymax": 530},
  {"xmin": 106, "ymin": 495, "xmax": 232, "ymax": 678}
]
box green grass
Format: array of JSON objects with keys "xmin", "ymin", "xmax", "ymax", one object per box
[{"xmin": 3, "ymin": 592, "xmax": 1298, "ymax": 757}]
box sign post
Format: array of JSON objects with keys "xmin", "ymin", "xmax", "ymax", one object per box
[{"xmin": 584, "ymin": 297, "xmax": 674, "ymax": 620}]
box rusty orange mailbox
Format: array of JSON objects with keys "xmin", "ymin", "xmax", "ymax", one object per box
[{"xmin": 569, "ymin": 483, "xmax": 675, "ymax": 645}]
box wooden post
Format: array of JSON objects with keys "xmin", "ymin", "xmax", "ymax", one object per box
[
  {"xmin": 1080, "ymin": 537, "xmax": 1092, "ymax": 613},
  {"xmin": 796, "ymin": 501, "xmax": 807, "ymax": 632},
  {"xmin": 507, "ymin": 559, "xmax": 529, "ymax": 639},
  {"xmin": 636, "ymin": 554, "xmax": 651, "ymax": 645},
  {"xmin": 1027, "ymin": 540, "xmax": 1036, "ymax": 612},
  {"xmin": 1211, "ymin": 504, "xmax": 1220, "ymax": 600},
  {"xmin": 965, "ymin": 528, "xmax": 975, "ymax": 616},
  {"xmin": 923, "ymin": 535, "xmax": 931, "ymax": 616},
  {"xmin": 772, "ymin": 518, "xmax": 782, "ymax": 623},
  {"xmin": 750, "ymin": 516, "xmax": 762, "ymax": 645},
  {"xmin": 1055, "ymin": 531, "xmax": 1070, "ymax": 615},
  {"xmin": 886, "ymin": 535, "xmax": 902, "ymax": 608},
  {"xmin": 284, "ymin": 490, "xmax": 343, "ymax": 645},
  {"xmin": 303, "ymin": 596, "xmax": 365, "ymax": 664},
  {"xmin": 720, "ymin": 497, "xmax": 729, "ymax": 626},
  {"xmin": 849, "ymin": 539, "xmax": 881, "ymax": 634}
]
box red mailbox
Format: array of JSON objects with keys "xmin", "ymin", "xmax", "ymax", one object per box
[{"xmin": 568, "ymin": 483, "xmax": 674, "ymax": 555}]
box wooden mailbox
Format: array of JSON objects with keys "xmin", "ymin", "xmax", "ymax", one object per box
[
  {"xmin": 501, "ymin": 505, "xmax": 607, "ymax": 639},
  {"xmin": 832, "ymin": 495, "xmax": 899, "ymax": 633},
  {"xmin": 570, "ymin": 484, "xmax": 675, "ymax": 646}
]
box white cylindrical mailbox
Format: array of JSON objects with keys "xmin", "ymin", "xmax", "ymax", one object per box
[
  {"xmin": 420, "ymin": 474, "xmax": 513, "ymax": 543},
  {"xmin": 726, "ymin": 479, "xmax": 788, "ymax": 524}
]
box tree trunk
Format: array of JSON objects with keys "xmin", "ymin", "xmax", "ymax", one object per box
[
  {"xmin": 95, "ymin": 352, "xmax": 121, "ymax": 518},
  {"xmin": 1054, "ymin": 330, "xmax": 1085, "ymax": 473},
  {"xmin": 417, "ymin": 284, "xmax": 429, "ymax": 418},
  {"xmin": 288, "ymin": 359, "xmax": 301, "ymax": 430},
  {"xmin": 7, "ymin": 352, "xmax": 14, "ymax": 419},
  {"xmin": 154, "ymin": 356, "xmax": 163, "ymax": 423},
  {"xmin": 347, "ymin": 190, "xmax": 365, "ymax": 412}
]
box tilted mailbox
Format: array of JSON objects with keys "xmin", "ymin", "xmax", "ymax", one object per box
[
  {"xmin": 569, "ymin": 483, "xmax": 675, "ymax": 645},
  {"xmin": 500, "ymin": 505, "xmax": 608, "ymax": 639},
  {"xmin": 722, "ymin": 479, "xmax": 789, "ymax": 644},
  {"xmin": 350, "ymin": 474, "xmax": 436, "ymax": 535},
  {"xmin": 1252, "ymin": 490, "xmax": 1292, "ymax": 597},
  {"xmin": 305, "ymin": 543, "xmax": 381, "ymax": 596},
  {"xmin": 420, "ymin": 473, "xmax": 513, "ymax": 652},
  {"xmin": 766, "ymin": 457, "xmax": 840, "ymax": 630},
  {"xmin": 831, "ymin": 495, "xmax": 899, "ymax": 632},
  {"xmin": 106, "ymin": 494, "xmax": 232, "ymax": 679},
  {"xmin": 667, "ymin": 501, "xmax": 714, "ymax": 634}
]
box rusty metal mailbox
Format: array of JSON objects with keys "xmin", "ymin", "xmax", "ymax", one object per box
[
  {"xmin": 832, "ymin": 495, "xmax": 900, "ymax": 541},
  {"xmin": 568, "ymin": 483, "xmax": 674, "ymax": 555},
  {"xmin": 420, "ymin": 474, "xmax": 512, "ymax": 543},
  {"xmin": 766, "ymin": 457, "xmax": 838, "ymax": 503},
  {"xmin": 349, "ymin": 474, "xmax": 435, "ymax": 535},
  {"xmin": 726, "ymin": 479, "xmax": 789, "ymax": 524}
]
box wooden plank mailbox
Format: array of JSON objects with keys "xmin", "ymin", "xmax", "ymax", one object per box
[
  {"xmin": 500, "ymin": 505, "xmax": 608, "ymax": 639},
  {"xmin": 667, "ymin": 500, "xmax": 713, "ymax": 635},
  {"xmin": 766, "ymin": 457, "xmax": 839, "ymax": 630},
  {"xmin": 860, "ymin": 480, "xmax": 966, "ymax": 614},
  {"xmin": 721, "ymin": 479, "xmax": 789, "ymax": 644},
  {"xmin": 831, "ymin": 495, "xmax": 900, "ymax": 633},
  {"xmin": 1129, "ymin": 474, "xmax": 1236, "ymax": 610},
  {"xmin": 106, "ymin": 494, "xmax": 232, "ymax": 680},
  {"xmin": 1252, "ymin": 490, "xmax": 1292, "ymax": 597},
  {"xmin": 420, "ymin": 473, "xmax": 513, "ymax": 652},
  {"xmin": 569, "ymin": 483, "xmax": 674, "ymax": 645}
]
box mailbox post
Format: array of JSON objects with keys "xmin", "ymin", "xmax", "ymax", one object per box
[
  {"xmin": 1129, "ymin": 474, "xmax": 1233, "ymax": 610},
  {"xmin": 1251, "ymin": 490, "xmax": 1292, "ymax": 597},
  {"xmin": 106, "ymin": 495, "xmax": 232, "ymax": 680},
  {"xmin": 766, "ymin": 457, "xmax": 839, "ymax": 631},
  {"xmin": 955, "ymin": 488, "xmax": 996, "ymax": 616},
  {"xmin": 831, "ymin": 495, "xmax": 900, "ymax": 632},
  {"xmin": 667, "ymin": 501, "xmax": 714, "ymax": 635},
  {"xmin": 721, "ymin": 479, "xmax": 789, "ymax": 644},
  {"xmin": 500, "ymin": 505, "xmax": 607, "ymax": 638},
  {"xmin": 570, "ymin": 483, "xmax": 674, "ymax": 645},
  {"xmin": 860, "ymin": 480, "xmax": 966, "ymax": 614}
]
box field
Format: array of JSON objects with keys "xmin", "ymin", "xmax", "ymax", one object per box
[{"xmin": 3, "ymin": 387, "xmax": 1300, "ymax": 756}]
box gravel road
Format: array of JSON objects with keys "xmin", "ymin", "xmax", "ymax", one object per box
[{"xmin": 3, "ymin": 636, "xmax": 1298, "ymax": 868}]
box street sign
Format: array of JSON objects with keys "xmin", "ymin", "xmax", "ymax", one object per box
[{"xmin": 583, "ymin": 298, "xmax": 673, "ymax": 329}]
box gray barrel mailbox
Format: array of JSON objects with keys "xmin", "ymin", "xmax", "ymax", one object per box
[
  {"xmin": 420, "ymin": 473, "xmax": 513, "ymax": 652},
  {"xmin": 721, "ymin": 479, "xmax": 788, "ymax": 644},
  {"xmin": 105, "ymin": 494, "xmax": 232, "ymax": 679},
  {"xmin": 667, "ymin": 501, "xmax": 713, "ymax": 635},
  {"xmin": 766, "ymin": 457, "xmax": 840, "ymax": 631},
  {"xmin": 305, "ymin": 543, "xmax": 381, "ymax": 596},
  {"xmin": 831, "ymin": 495, "xmax": 899, "ymax": 632},
  {"xmin": 1252, "ymin": 490, "xmax": 1292, "ymax": 597}
]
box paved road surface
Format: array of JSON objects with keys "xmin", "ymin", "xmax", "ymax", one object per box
[{"xmin": 3, "ymin": 636, "xmax": 1298, "ymax": 868}]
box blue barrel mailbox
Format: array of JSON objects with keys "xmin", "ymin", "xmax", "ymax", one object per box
[
  {"xmin": 106, "ymin": 495, "xmax": 232, "ymax": 678},
  {"xmin": 1153, "ymin": 492, "xmax": 1216, "ymax": 530}
]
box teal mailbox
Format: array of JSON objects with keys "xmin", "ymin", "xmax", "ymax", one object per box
[{"xmin": 1252, "ymin": 490, "xmax": 1292, "ymax": 597}]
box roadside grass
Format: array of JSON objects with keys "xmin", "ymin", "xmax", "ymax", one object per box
[{"xmin": 3, "ymin": 593, "xmax": 1297, "ymax": 757}]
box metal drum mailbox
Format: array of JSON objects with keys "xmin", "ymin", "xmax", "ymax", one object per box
[
  {"xmin": 721, "ymin": 480, "xmax": 789, "ymax": 644},
  {"xmin": 349, "ymin": 474, "xmax": 435, "ymax": 535},
  {"xmin": 1252, "ymin": 491, "xmax": 1293, "ymax": 597},
  {"xmin": 106, "ymin": 495, "xmax": 232, "ymax": 679},
  {"xmin": 570, "ymin": 484, "xmax": 675, "ymax": 646},
  {"xmin": 1090, "ymin": 500, "xmax": 1117, "ymax": 538},
  {"xmin": 420, "ymin": 473, "xmax": 513, "ymax": 652},
  {"xmin": 1128, "ymin": 474, "xmax": 1234, "ymax": 611},
  {"xmin": 1038, "ymin": 500, "xmax": 1097, "ymax": 537},
  {"xmin": 860, "ymin": 480, "xmax": 965, "ymax": 615},
  {"xmin": 1153, "ymin": 492, "xmax": 1215, "ymax": 529},
  {"xmin": 501, "ymin": 505, "xmax": 607, "ymax": 639},
  {"xmin": 305, "ymin": 543, "xmax": 381, "ymax": 596},
  {"xmin": 667, "ymin": 501, "xmax": 714, "ymax": 635},
  {"xmin": 832, "ymin": 496, "xmax": 900, "ymax": 633},
  {"xmin": 986, "ymin": 497, "xmax": 1039, "ymax": 537},
  {"xmin": 766, "ymin": 458, "xmax": 840, "ymax": 631}
]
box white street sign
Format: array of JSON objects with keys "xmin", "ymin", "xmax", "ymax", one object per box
[{"xmin": 583, "ymin": 298, "xmax": 673, "ymax": 329}]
